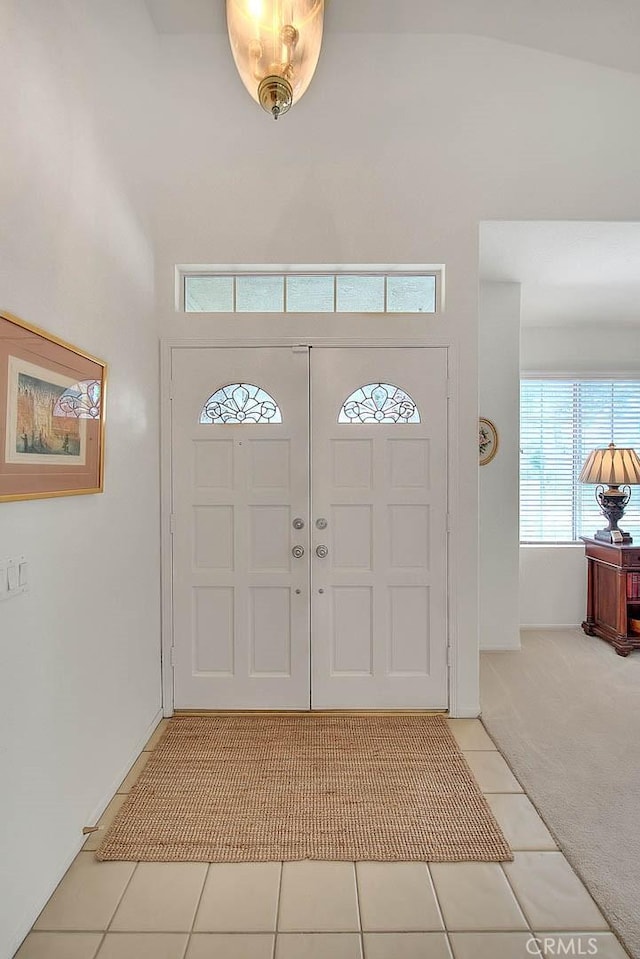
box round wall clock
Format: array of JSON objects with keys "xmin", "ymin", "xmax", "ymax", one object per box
[{"xmin": 479, "ymin": 417, "xmax": 499, "ymax": 466}]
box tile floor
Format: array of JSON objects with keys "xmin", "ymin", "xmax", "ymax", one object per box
[{"xmin": 14, "ymin": 719, "xmax": 630, "ymax": 959}]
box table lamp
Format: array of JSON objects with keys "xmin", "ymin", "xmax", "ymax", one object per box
[{"xmin": 579, "ymin": 442, "xmax": 640, "ymax": 543}]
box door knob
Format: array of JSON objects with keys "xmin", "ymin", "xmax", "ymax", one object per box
[
  {"xmin": 315, "ymin": 544, "xmax": 329, "ymax": 558},
  {"xmin": 292, "ymin": 545, "xmax": 305, "ymax": 559}
]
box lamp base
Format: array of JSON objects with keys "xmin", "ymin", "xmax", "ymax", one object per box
[
  {"xmin": 594, "ymin": 527, "xmax": 632, "ymax": 544},
  {"xmin": 593, "ymin": 485, "xmax": 633, "ymax": 544}
]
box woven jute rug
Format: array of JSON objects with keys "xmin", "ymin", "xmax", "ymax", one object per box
[{"xmin": 97, "ymin": 714, "xmax": 512, "ymax": 863}]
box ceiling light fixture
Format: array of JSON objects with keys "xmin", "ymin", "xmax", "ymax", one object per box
[{"xmin": 226, "ymin": 0, "xmax": 324, "ymax": 119}]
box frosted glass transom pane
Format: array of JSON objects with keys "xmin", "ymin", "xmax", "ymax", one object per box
[
  {"xmin": 200, "ymin": 383, "xmax": 282, "ymax": 424},
  {"xmin": 338, "ymin": 383, "xmax": 421, "ymax": 424},
  {"xmin": 286, "ymin": 275, "xmax": 334, "ymax": 311},
  {"xmin": 236, "ymin": 275, "xmax": 284, "ymax": 312},
  {"xmin": 336, "ymin": 275, "xmax": 385, "ymax": 312},
  {"xmin": 183, "ymin": 272, "xmax": 440, "ymax": 314},
  {"xmin": 185, "ymin": 275, "xmax": 234, "ymax": 312},
  {"xmin": 387, "ymin": 275, "xmax": 436, "ymax": 313}
]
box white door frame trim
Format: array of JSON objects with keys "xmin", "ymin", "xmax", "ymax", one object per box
[{"xmin": 160, "ymin": 335, "xmax": 462, "ymax": 716}]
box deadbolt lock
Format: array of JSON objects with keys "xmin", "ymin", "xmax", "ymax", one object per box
[
  {"xmin": 316, "ymin": 518, "xmax": 328, "ymax": 530},
  {"xmin": 293, "ymin": 517, "xmax": 305, "ymax": 530}
]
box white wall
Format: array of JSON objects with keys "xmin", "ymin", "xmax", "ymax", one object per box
[
  {"xmin": 479, "ymin": 283, "xmax": 521, "ymax": 649},
  {"xmin": 152, "ymin": 30, "xmax": 640, "ymax": 710},
  {"xmin": 522, "ymin": 324, "xmax": 640, "ymax": 375},
  {"xmin": 520, "ymin": 323, "xmax": 640, "ymax": 626},
  {"xmin": 520, "ymin": 546, "xmax": 587, "ymax": 627},
  {"xmin": 154, "ymin": 33, "xmax": 488, "ymax": 717},
  {"xmin": 0, "ymin": 4, "xmax": 161, "ymax": 957}
]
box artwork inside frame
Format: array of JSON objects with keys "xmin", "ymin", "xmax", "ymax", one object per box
[
  {"xmin": 479, "ymin": 416, "xmax": 499, "ymax": 466},
  {"xmin": 0, "ymin": 311, "xmax": 107, "ymax": 502}
]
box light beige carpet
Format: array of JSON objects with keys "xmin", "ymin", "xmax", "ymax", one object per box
[
  {"xmin": 97, "ymin": 714, "xmax": 511, "ymax": 863},
  {"xmin": 482, "ymin": 629, "xmax": 640, "ymax": 959}
]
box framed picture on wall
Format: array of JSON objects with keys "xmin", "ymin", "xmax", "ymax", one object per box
[
  {"xmin": 0, "ymin": 311, "xmax": 107, "ymax": 502},
  {"xmin": 479, "ymin": 416, "xmax": 499, "ymax": 466}
]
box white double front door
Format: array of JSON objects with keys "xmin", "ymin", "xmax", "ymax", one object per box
[{"xmin": 171, "ymin": 346, "xmax": 448, "ymax": 710}]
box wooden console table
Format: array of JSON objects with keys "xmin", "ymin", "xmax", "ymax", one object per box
[{"xmin": 581, "ymin": 537, "xmax": 640, "ymax": 656}]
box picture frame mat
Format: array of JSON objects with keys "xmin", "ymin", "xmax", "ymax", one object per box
[{"xmin": 5, "ymin": 355, "xmax": 88, "ymax": 466}]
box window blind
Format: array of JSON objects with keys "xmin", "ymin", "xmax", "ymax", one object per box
[{"xmin": 520, "ymin": 380, "xmax": 640, "ymax": 543}]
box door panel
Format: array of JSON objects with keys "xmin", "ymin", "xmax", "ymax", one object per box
[
  {"xmin": 310, "ymin": 347, "xmax": 448, "ymax": 708},
  {"xmin": 170, "ymin": 345, "xmax": 448, "ymax": 710},
  {"xmin": 171, "ymin": 347, "xmax": 310, "ymax": 709}
]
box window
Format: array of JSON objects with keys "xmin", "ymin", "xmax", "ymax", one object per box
[
  {"xmin": 200, "ymin": 384, "xmax": 282, "ymax": 424},
  {"xmin": 338, "ymin": 383, "xmax": 421, "ymax": 424},
  {"xmin": 183, "ymin": 271, "xmax": 438, "ymax": 314},
  {"xmin": 520, "ymin": 379, "xmax": 640, "ymax": 543}
]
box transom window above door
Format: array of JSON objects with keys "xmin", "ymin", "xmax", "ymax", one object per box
[{"xmin": 181, "ymin": 268, "xmax": 442, "ymax": 314}]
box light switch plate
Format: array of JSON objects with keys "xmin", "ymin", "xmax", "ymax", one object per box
[
  {"xmin": 0, "ymin": 557, "xmax": 28, "ymax": 600},
  {"xmin": 7, "ymin": 561, "xmax": 18, "ymax": 591}
]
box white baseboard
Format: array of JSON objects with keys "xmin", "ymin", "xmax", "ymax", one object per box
[
  {"xmin": 8, "ymin": 707, "xmax": 164, "ymax": 959},
  {"xmin": 520, "ymin": 624, "xmax": 581, "ymax": 630},
  {"xmin": 85, "ymin": 707, "xmax": 164, "ymax": 827},
  {"xmin": 449, "ymin": 705, "xmax": 481, "ymax": 718},
  {"xmin": 480, "ymin": 643, "xmax": 522, "ymax": 651},
  {"xmin": 8, "ymin": 835, "xmax": 89, "ymax": 959}
]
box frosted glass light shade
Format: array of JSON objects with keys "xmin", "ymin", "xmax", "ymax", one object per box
[
  {"xmin": 579, "ymin": 442, "xmax": 640, "ymax": 486},
  {"xmin": 226, "ymin": 0, "xmax": 324, "ymax": 118}
]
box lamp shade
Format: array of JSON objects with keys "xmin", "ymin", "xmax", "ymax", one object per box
[
  {"xmin": 227, "ymin": 0, "xmax": 324, "ymax": 118},
  {"xmin": 579, "ymin": 442, "xmax": 640, "ymax": 486}
]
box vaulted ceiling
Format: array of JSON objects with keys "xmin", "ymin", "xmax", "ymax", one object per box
[
  {"xmin": 144, "ymin": 0, "xmax": 640, "ymax": 76},
  {"xmin": 144, "ymin": 2, "xmax": 640, "ymax": 328}
]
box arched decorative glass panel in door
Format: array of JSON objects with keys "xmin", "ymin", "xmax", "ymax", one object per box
[
  {"xmin": 338, "ymin": 383, "xmax": 421, "ymax": 424},
  {"xmin": 200, "ymin": 383, "xmax": 282, "ymax": 424}
]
